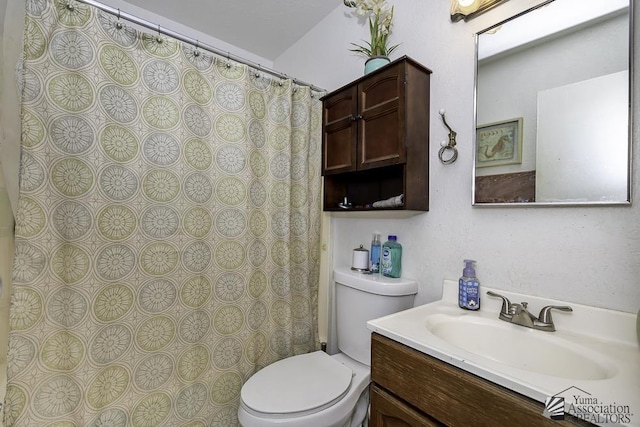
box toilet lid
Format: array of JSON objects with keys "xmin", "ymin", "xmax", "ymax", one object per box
[{"xmin": 241, "ymin": 351, "xmax": 353, "ymax": 417}]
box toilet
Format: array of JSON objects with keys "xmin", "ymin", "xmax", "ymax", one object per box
[{"xmin": 238, "ymin": 267, "xmax": 418, "ymax": 427}]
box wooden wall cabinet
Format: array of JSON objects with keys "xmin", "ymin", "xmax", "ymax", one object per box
[
  {"xmin": 370, "ymin": 333, "xmax": 592, "ymax": 427},
  {"xmin": 321, "ymin": 56, "xmax": 431, "ymax": 211}
]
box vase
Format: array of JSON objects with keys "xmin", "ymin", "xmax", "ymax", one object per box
[{"xmin": 364, "ymin": 56, "xmax": 390, "ymax": 74}]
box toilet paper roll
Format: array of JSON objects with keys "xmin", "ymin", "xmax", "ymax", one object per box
[{"xmin": 351, "ymin": 247, "xmax": 369, "ymax": 271}]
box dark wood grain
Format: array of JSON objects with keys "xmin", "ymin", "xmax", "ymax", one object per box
[
  {"xmin": 475, "ymin": 170, "xmax": 536, "ymax": 203},
  {"xmin": 371, "ymin": 384, "xmax": 444, "ymax": 427},
  {"xmin": 321, "ymin": 56, "xmax": 431, "ymax": 211},
  {"xmin": 371, "ymin": 333, "xmax": 591, "ymax": 427}
]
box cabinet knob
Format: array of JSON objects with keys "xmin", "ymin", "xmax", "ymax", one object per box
[{"xmin": 350, "ymin": 115, "xmax": 362, "ymax": 121}]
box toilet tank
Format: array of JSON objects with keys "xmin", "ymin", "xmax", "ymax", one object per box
[{"xmin": 334, "ymin": 267, "xmax": 417, "ymax": 366}]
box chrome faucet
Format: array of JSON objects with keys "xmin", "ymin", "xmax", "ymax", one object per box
[{"xmin": 486, "ymin": 291, "xmax": 572, "ymax": 332}]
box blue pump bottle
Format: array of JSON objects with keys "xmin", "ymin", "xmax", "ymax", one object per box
[{"xmin": 459, "ymin": 259, "xmax": 480, "ymax": 310}]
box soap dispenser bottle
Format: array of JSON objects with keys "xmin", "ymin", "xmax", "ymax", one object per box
[
  {"xmin": 381, "ymin": 235, "xmax": 402, "ymax": 278},
  {"xmin": 459, "ymin": 259, "xmax": 480, "ymax": 310}
]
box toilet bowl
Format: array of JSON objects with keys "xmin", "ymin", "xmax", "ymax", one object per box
[
  {"xmin": 238, "ymin": 352, "xmax": 370, "ymax": 427},
  {"xmin": 238, "ymin": 268, "xmax": 417, "ymax": 427}
]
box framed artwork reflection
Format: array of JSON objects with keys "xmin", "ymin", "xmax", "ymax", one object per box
[{"xmin": 476, "ymin": 118, "xmax": 523, "ymax": 168}]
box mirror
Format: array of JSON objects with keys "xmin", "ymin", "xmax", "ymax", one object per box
[{"xmin": 473, "ymin": 0, "xmax": 632, "ymax": 206}]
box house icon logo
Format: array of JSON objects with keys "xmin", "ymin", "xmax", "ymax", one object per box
[
  {"xmin": 544, "ymin": 386, "xmax": 634, "ymax": 424},
  {"xmin": 543, "ymin": 395, "xmax": 565, "ymax": 420},
  {"xmin": 542, "ymin": 386, "xmax": 591, "ymax": 421}
]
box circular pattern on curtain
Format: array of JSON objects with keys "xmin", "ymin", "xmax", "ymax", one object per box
[{"xmin": 8, "ymin": 1, "xmax": 323, "ymax": 425}]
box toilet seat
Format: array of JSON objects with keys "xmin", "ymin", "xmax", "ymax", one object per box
[{"xmin": 240, "ymin": 351, "xmax": 353, "ymax": 418}]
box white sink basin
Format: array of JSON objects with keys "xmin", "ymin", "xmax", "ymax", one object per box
[
  {"xmin": 367, "ymin": 280, "xmax": 640, "ymax": 424},
  {"xmin": 425, "ymin": 313, "xmax": 613, "ymax": 380}
]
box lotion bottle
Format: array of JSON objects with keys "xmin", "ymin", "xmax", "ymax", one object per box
[{"xmin": 459, "ymin": 259, "xmax": 480, "ymax": 310}]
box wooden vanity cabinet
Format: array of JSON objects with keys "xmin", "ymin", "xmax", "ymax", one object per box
[
  {"xmin": 321, "ymin": 56, "xmax": 431, "ymax": 211},
  {"xmin": 370, "ymin": 333, "xmax": 591, "ymax": 427}
]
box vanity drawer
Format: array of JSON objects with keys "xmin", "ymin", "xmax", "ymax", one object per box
[
  {"xmin": 370, "ymin": 383, "xmax": 443, "ymax": 426},
  {"xmin": 371, "ymin": 333, "xmax": 590, "ymax": 427}
]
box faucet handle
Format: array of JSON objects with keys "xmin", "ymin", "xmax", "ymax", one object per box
[
  {"xmin": 537, "ymin": 305, "xmax": 573, "ymax": 329},
  {"xmin": 486, "ymin": 291, "xmax": 512, "ymax": 320}
]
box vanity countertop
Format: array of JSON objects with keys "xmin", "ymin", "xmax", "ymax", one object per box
[{"xmin": 367, "ymin": 280, "xmax": 640, "ymax": 426}]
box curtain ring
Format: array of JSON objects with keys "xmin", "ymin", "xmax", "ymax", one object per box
[
  {"xmin": 66, "ymin": 0, "xmax": 75, "ymax": 10},
  {"xmin": 226, "ymin": 52, "xmax": 232, "ymax": 68},
  {"xmin": 115, "ymin": 9, "xmax": 123, "ymax": 30},
  {"xmin": 156, "ymin": 25, "xmax": 163, "ymax": 44},
  {"xmin": 193, "ymin": 40, "xmax": 200, "ymax": 57}
]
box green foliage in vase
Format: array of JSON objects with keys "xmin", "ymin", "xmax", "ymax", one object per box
[{"xmin": 344, "ymin": 0, "xmax": 400, "ymax": 58}]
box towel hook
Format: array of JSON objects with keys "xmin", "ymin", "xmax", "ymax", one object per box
[{"xmin": 438, "ymin": 109, "xmax": 459, "ymax": 165}]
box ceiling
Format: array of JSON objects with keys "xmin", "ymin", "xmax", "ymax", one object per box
[{"xmin": 122, "ymin": 0, "xmax": 343, "ymax": 61}]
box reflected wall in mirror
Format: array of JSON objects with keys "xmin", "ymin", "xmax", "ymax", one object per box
[{"xmin": 473, "ymin": 0, "xmax": 632, "ymax": 206}]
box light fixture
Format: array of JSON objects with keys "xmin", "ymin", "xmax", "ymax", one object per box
[
  {"xmin": 457, "ymin": 0, "xmax": 477, "ymax": 7},
  {"xmin": 450, "ymin": 0, "xmax": 510, "ymax": 22}
]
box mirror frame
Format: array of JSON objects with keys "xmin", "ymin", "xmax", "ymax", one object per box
[{"xmin": 472, "ymin": 0, "xmax": 634, "ymax": 207}]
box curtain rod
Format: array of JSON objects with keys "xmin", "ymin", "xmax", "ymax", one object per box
[{"xmin": 71, "ymin": 0, "xmax": 326, "ymax": 92}]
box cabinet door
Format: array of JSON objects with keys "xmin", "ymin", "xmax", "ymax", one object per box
[
  {"xmin": 322, "ymin": 85, "xmax": 358, "ymax": 174},
  {"xmin": 370, "ymin": 385, "xmax": 442, "ymax": 427},
  {"xmin": 358, "ymin": 62, "xmax": 407, "ymax": 170},
  {"xmin": 372, "ymin": 334, "xmax": 587, "ymax": 427}
]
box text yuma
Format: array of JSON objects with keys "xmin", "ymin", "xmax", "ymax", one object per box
[{"xmin": 567, "ymin": 396, "xmax": 633, "ymax": 424}]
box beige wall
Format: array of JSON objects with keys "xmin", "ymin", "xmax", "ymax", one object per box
[{"xmin": 1, "ymin": 0, "xmax": 23, "ymax": 216}]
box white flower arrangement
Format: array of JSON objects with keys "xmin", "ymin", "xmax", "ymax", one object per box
[{"xmin": 344, "ymin": 0, "xmax": 400, "ymax": 58}]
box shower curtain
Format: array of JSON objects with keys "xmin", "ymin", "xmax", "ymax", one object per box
[{"xmin": 4, "ymin": 0, "xmax": 322, "ymax": 425}]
